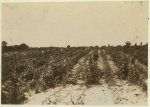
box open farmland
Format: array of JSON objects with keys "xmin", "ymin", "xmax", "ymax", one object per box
[{"xmin": 1, "ymin": 44, "xmax": 148, "ymax": 105}]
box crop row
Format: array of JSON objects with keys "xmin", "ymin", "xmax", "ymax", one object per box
[
  {"xmin": 1, "ymin": 47, "xmax": 91, "ymax": 104},
  {"xmin": 105, "ymin": 47, "xmax": 147, "ymax": 91}
]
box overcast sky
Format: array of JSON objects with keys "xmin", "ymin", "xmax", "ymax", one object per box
[{"xmin": 2, "ymin": 2, "xmax": 148, "ymax": 47}]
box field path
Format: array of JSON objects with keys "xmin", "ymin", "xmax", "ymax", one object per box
[{"xmin": 97, "ymin": 50, "xmax": 104, "ymax": 70}]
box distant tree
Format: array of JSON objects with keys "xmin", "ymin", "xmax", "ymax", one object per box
[
  {"xmin": 123, "ymin": 41, "xmax": 131, "ymax": 53},
  {"xmin": 135, "ymin": 43, "xmax": 137, "ymax": 47},
  {"xmin": 19, "ymin": 43, "xmax": 29, "ymax": 49},
  {"xmin": 2, "ymin": 41, "xmax": 7, "ymax": 47},
  {"xmin": 67, "ymin": 45, "xmax": 70, "ymax": 48},
  {"xmin": 2, "ymin": 41, "xmax": 7, "ymax": 53},
  {"xmin": 90, "ymin": 46, "xmax": 94, "ymax": 49},
  {"xmin": 125, "ymin": 41, "xmax": 131, "ymax": 47},
  {"xmin": 140, "ymin": 42, "xmax": 143, "ymax": 46},
  {"xmin": 95, "ymin": 46, "xmax": 99, "ymax": 49},
  {"xmin": 144, "ymin": 42, "xmax": 148, "ymax": 48},
  {"xmin": 101, "ymin": 46, "xmax": 106, "ymax": 50}
]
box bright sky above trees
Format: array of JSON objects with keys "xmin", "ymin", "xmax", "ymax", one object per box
[{"xmin": 2, "ymin": 2, "xmax": 148, "ymax": 47}]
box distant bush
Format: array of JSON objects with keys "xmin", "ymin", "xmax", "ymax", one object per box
[{"xmin": 2, "ymin": 42, "xmax": 29, "ymax": 53}]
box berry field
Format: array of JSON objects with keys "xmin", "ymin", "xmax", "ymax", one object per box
[{"xmin": 1, "ymin": 44, "xmax": 148, "ymax": 105}]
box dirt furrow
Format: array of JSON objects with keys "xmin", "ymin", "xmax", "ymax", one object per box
[
  {"xmin": 97, "ymin": 50, "xmax": 104, "ymax": 70},
  {"xmin": 106, "ymin": 53, "xmax": 147, "ymax": 105},
  {"xmin": 83, "ymin": 84, "xmax": 114, "ymax": 105}
]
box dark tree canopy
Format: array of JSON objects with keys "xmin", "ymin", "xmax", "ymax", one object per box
[
  {"xmin": 2, "ymin": 41, "xmax": 7, "ymax": 47},
  {"xmin": 125, "ymin": 41, "xmax": 131, "ymax": 47},
  {"xmin": 67, "ymin": 45, "xmax": 70, "ymax": 48},
  {"xmin": 19, "ymin": 43, "xmax": 29, "ymax": 49}
]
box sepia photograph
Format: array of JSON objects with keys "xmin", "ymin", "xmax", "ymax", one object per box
[{"xmin": 1, "ymin": 1, "xmax": 148, "ymax": 105}]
